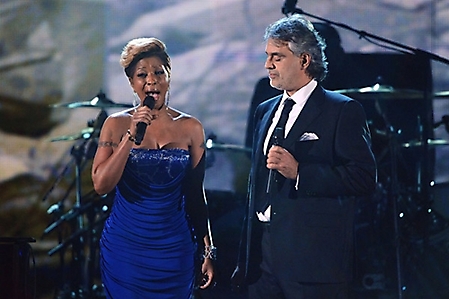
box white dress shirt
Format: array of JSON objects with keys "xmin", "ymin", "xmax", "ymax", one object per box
[{"xmin": 257, "ymin": 79, "xmax": 317, "ymax": 222}]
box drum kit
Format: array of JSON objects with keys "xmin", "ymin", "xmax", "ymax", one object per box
[{"xmin": 335, "ymin": 84, "xmax": 449, "ymax": 295}]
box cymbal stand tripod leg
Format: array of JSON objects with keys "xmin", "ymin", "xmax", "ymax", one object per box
[
  {"xmin": 374, "ymin": 98, "xmax": 405, "ymax": 298},
  {"xmin": 391, "ymin": 137, "xmax": 404, "ymax": 299},
  {"xmin": 388, "ymin": 127, "xmax": 405, "ymax": 299},
  {"xmin": 69, "ymin": 142, "xmax": 88, "ymax": 298}
]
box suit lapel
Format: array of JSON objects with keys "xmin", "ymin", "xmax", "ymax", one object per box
[
  {"xmin": 254, "ymin": 95, "xmax": 282, "ymax": 162},
  {"xmin": 284, "ymin": 86, "xmax": 324, "ymax": 149}
]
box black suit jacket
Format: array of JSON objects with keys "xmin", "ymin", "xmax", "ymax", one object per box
[{"xmin": 238, "ymin": 85, "xmax": 377, "ymax": 285}]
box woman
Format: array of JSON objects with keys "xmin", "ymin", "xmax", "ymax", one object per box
[{"xmin": 92, "ymin": 37, "xmax": 214, "ymax": 298}]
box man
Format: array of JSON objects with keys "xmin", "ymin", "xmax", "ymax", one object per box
[{"xmin": 232, "ymin": 15, "xmax": 377, "ymax": 299}]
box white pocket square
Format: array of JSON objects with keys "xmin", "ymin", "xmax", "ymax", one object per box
[{"xmin": 300, "ymin": 132, "xmax": 319, "ymax": 141}]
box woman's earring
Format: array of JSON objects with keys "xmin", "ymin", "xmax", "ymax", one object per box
[
  {"xmin": 133, "ymin": 92, "xmax": 140, "ymax": 107},
  {"xmin": 165, "ymin": 90, "xmax": 170, "ymax": 106}
]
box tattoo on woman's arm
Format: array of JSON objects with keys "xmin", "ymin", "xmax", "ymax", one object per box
[{"xmin": 98, "ymin": 141, "xmax": 118, "ymax": 148}]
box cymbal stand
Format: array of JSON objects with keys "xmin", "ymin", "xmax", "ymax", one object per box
[
  {"xmin": 68, "ymin": 141, "xmax": 88, "ymax": 298},
  {"xmin": 41, "ymin": 151, "xmax": 79, "ymax": 296},
  {"xmin": 374, "ymin": 98, "xmax": 404, "ymax": 298},
  {"xmin": 42, "ymin": 108, "xmax": 107, "ymax": 298},
  {"xmin": 85, "ymin": 191, "xmax": 110, "ymax": 296},
  {"xmin": 386, "ymin": 125, "xmax": 405, "ymax": 299},
  {"xmin": 68, "ymin": 110, "xmax": 106, "ymax": 298}
]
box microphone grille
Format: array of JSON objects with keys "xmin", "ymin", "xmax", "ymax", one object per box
[{"xmin": 143, "ymin": 95, "xmax": 155, "ymax": 109}]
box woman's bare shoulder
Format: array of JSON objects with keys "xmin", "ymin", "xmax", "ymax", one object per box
[
  {"xmin": 100, "ymin": 109, "xmax": 132, "ymax": 136},
  {"xmin": 104, "ymin": 108, "xmax": 132, "ymax": 124},
  {"xmin": 108, "ymin": 108, "xmax": 134, "ymax": 118},
  {"xmin": 168, "ymin": 107, "xmax": 201, "ymax": 126}
]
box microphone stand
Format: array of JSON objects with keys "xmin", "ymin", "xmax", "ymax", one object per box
[
  {"xmin": 283, "ymin": 6, "xmax": 449, "ymax": 299},
  {"xmin": 283, "ymin": 6, "xmax": 449, "ymax": 65}
]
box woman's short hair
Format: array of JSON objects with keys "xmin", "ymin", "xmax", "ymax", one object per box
[{"xmin": 120, "ymin": 37, "xmax": 171, "ymax": 78}]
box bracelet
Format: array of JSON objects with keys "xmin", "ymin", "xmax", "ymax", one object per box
[
  {"xmin": 126, "ymin": 129, "xmax": 136, "ymax": 142},
  {"xmin": 203, "ymin": 245, "xmax": 217, "ymax": 260}
]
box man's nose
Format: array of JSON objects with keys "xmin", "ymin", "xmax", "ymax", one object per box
[{"xmin": 265, "ymin": 58, "xmax": 274, "ymax": 69}]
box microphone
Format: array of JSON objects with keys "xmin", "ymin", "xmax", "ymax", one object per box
[
  {"xmin": 282, "ymin": 0, "xmax": 298, "ymax": 15},
  {"xmin": 266, "ymin": 127, "xmax": 284, "ymax": 194},
  {"xmin": 134, "ymin": 95, "xmax": 155, "ymax": 145}
]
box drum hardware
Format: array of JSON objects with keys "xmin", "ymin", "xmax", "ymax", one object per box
[
  {"xmin": 40, "ymin": 107, "xmax": 105, "ymax": 202},
  {"xmin": 377, "ymin": 112, "xmax": 444, "ymax": 298},
  {"xmin": 362, "ymin": 273, "xmax": 386, "ymax": 290},
  {"xmin": 44, "ymin": 192, "xmax": 108, "ymax": 236},
  {"xmin": 370, "ymin": 99, "xmax": 419, "ymax": 298},
  {"xmin": 206, "ymin": 142, "xmax": 251, "ymax": 153},
  {"xmin": 50, "ymin": 127, "xmax": 95, "ymax": 142},
  {"xmin": 204, "ymin": 133, "xmax": 218, "ymax": 169},
  {"xmin": 47, "ymin": 206, "xmax": 109, "ymax": 257},
  {"xmin": 402, "ymin": 138, "xmax": 449, "ymax": 148},
  {"xmin": 385, "ymin": 125, "xmax": 406, "ymax": 299},
  {"xmin": 45, "ymin": 200, "xmax": 110, "ymax": 299},
  {"xmin": 41, "ymin": 102, "xmax": 111, "ymax": 298},
  {"xmin": 49, "ymin": 105, "xmax": 107, "ymax": 145},
  {"xmin": 434, "ymin": 91, "xmax": 449, "ymax": 98},
  {"xmin": 430, "ymin": 182, "xmax": 449, "ymax": 219},
  {"xmin": 205, "ymin": 135, "xmax": 251, "ymax": 153},
  {"xmin": 433, "ymin": 114, "xmax": 449, "ymax": 133},
  {"xmin": 334, "ymin": 84, "xmax": 424, "ymax": 100},
  {"xmin": 50, "ymin": 90, "xmax": 133, "ymax": 109},
  {"xmin": 204, "ymin": 133, "xmax": 251, "ymax": 171}
]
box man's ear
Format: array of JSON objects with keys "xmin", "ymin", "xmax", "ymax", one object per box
[{"xmin": 301, "ymin": 53, "xmax": 311, "ymax": 68}]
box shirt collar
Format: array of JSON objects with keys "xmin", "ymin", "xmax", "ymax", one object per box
[{"xmin": 282, "ymin": 79, "xmax": 317, "ymax": 105}]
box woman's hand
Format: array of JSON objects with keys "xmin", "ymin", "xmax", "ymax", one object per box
[
  {"xmin": 129, "ymin": 105, "xmax": 154, "ymax": 136},
  {"xmin": 199, "ymin": 257, "xmax": 214, "ymax": 289}
]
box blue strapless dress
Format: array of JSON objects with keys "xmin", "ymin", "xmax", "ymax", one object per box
[{"xmin": 100, "ymin": 148, "xmax": 195, "ymax": 299}]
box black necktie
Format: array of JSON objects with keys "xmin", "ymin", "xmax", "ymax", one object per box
[
  {"xmin": 263, "ymin": 98, "xmax": 295, "ymax": 203},
  {"xmin": 268, "ymin": 98, "xmax": 295, "ymax": 150}
]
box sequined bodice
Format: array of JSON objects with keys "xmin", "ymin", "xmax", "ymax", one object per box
[{"xmin": 125, "ymin": 148, "xmax": 190, "ymax": 185}]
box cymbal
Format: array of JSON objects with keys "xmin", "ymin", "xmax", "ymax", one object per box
[
  {"xmin": 334, "ymin": 84, "xmax": 423, "ymax": 100},
  {"xmin": 50, "ymin": 92, "xmax": 133, "ymax": 109},
  {"xmin": 205, "ymin": 140, "xmax": 251, "ymax": 153},
  {"xmin": 433, "ymin": 90, "xmax": 449, "ymax": 98},
  {"xmin": 402, "ymin": 139, "xmax": 449, "ymax": 148},
  {"xmin": 50, "ymin": 128, "xmax": 94, "ymax": 142}
]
